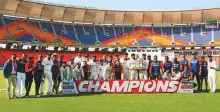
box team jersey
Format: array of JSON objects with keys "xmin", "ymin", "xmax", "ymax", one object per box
[
  {"xmin": 164, "ymin": 61, "xmax": 172, "ymax": 73},
  {"xmin": 201, "ymin": 61, "xmax": 208, "ymax": 74},
  {"xmin": 182, "ymin": 72, "xmax": 190, "ymax": 78},
  {"xmin": 112, "ymin": 65, "xmax": 124, "ymax": 79},
  {"xmin": 98, "ymin": 64, "xmax": 105, "ymax": 77},
  {"xmin": 103, "ymin": 64, "xmax": 112, "ymax": 76},
  {"xmin": 128, "ymin": 59, "xmax": 138, "ymax": 69},
  {"xmin": 73, "ymin": 66, "xmax": 84, "ymax": 77},
  {"xmin": 17, "ymin": 59, "xmax": 27, "ymax": 73},
  {"xmin": 120, "ymin": 58, "xmax": 129, "ymax": 72},
  {"xmin": 52, "ymin": 60, "xmax": 59, "ymax": 73},
  {"xmin": 90, "ymin": 61, "xmax": 99, "ymax": 73},
  {"xmin": 173, "ymin": 61, "xmax": 180, "ymax": 72},
  {"xmin": 151, "ymin": 61, "xmax": 161, "ymax": 76},
  {"xmin": 35, "ymin": 60, "xmax": 43, "ymax": 73},
  {"xmin": 140, "ymin": 58, "xmax": 149, "ymax": 70},
  {"xmin": 180, "ymin": 59, "xmax": 188, "ymax": 70},
  {"xmin": 190, "ymin": 58, "xmax": 200, "ymax": 74}
]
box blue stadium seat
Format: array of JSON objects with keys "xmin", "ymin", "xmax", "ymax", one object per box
[
  {"xmin": 16, "ymin": 35, "xmax": 34, "ymax": 42},
  {"xmin": 214, "ymin": 27, "xmax": 220, "ymax": 41},
  {"xmin": 41, "ymin": 22, "xmax": 53, "ymax": 33},
  {"xmin": 75, "ymin": 25, "xmax": 96, "ymax": 44},
  {"xmin": 54, "ymin": 23, "xmax": 75, "ymax": 40},
  {"xmin": 95, "ymin": 26, "xmax": 115, "ymax": 42},
  {"xmin": 65, "ymin": 24, "xmax": 77, "ymax": 41},
  {"xmin": 124, "ymin": 27, "xmax": 133, "ymax": 34},
  {"xmin": 153, "ymin": 27, "xmax": 161, "ymax": 34},
  {"xmin": 138, "ymin": 39, "xmax": 152, "ymax": 45},
  {"xmin": 173, "ymin": 27, "xmax": 191, "ymax": 43},
  {"xmin": 194, "ymin": 26, "xmax": 211, "ymax": 44},
  {"xmin": 3, "ymin": 18, "xmax": 14, "ymax": 24}
]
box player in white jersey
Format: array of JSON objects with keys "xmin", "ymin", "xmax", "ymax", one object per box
[
  {"xmin": 139, "ymin": 54, "xmax": 149, "ymax": 80},
  {"xmin": 128, "ymin": 53, "xmax": 138, "ymax": 80},
  {"xmin": 74, "ymin": 52, "xmax": 85, "ymax": 65},
  {"xmin": 73, "ymin": 63, "xmax": 84, "ymax": 80},
  {"xmin": 103, "ymin": 62, "xmax": 113, "ymax": 80},
  {"xmin": 90, "ymin": 55, "xmax": 99, "ymax": 80},
  {"xmin": 67, "ymin": 58, "xmax": 76, "ymax": 80},
  {"xmin": 207, "ymin": 55, "xmax": 217, "ymax": 93},
  {"xmin": 84, "ymin": 54, "xmax": 92, "ymax": 65},
  {"xmin": 60, "ymin": 62, "xmax": 71, "ymax": 81},
  {"xmin": 41, "ymin": 53, "xmax": 54, "ymax": 95},
  {"xmin": 120, "ymin": 53, "xmax": 130, "ymax": 80},
  {"xmin": 98, "ymin": 60, "xmax": 105, "ymax": 80}
]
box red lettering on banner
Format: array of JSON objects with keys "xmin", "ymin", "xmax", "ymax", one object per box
[
  {"xmin": 98, "ymin": 81, "xmax": 110, "ymax": 92},
  {"xmin": 111, "ymin": 81, "xmax": 129, "ymax": 92},
  {"xmin": 78, "ymin": 81, "xmax": 89, "ymax": 92},
  {"xmin": 144, "ymin": 80, "xmax": 156, "ymax": 92},
  {"xmin": 88, "ymin": 81, "xmax": 100, "ymax": 92}
]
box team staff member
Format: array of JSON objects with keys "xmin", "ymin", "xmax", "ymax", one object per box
[
  {"xmin": 25, "ymin": 56, "xmax": 35, "ymax": 97},
  {"xmin": 149, "ymin": 55, "xmax": 163, "ymax": 80},
  {"xmin": 112, "ymin": 60, "xmax": 124, "ymax": 80},
  {"xmin": 200, "ymin": 56, "xmax": 208, "ymax": 92},
  {"xmin": 82, "ymin": 61, "xmax": 90, "ymax": 80},
  {"xmin": 34, "ymin": 55, "xmax": 44, "ymax": 97},
  {"xmin": 147, "ymin": 55, "xmax": 153, "ymax": 79},
  {"xmin": 41, "ymin": 53, "xmax": 54, "ymax": 95},
  {"xmin": 3, "ymin": 54, "xmax": 18, "ymax": 99},
  {"xmin": 162, "ymin": 56, "xmax": 173, "ymax": 79},
  {"xmin": 207, "ymin": 55, "xmax": 217, "ymax": 93},
  {"xmin": 120, "ymin": 53, "xmax": 130, "ymax": 80},
  {"xmin": 180, "ymin": 54, "xmax": 189, "ymax": 71},
  {"xmin": 139, "ymin": 54, "xmax": 149, "ymax": 80},
  {"xmin": 51, "ymin": 53, "xmax": 59, "ymax": 94},
  {"xmin": 190, "ymin": 52, "xmax": 201, "ymax": 92},
  {"xmin": 181, "ymin": 66, "xmax": 192, "ymax": 81},
  {"xmin": 17, "ymin": 53, "xmax": 27, "ymax": 98}
]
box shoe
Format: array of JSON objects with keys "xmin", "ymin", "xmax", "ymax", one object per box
[
  {"xmin": 7, "ymin": 96, "xmax": 12, "ymax": 100},
  {"xmin": 12, "ymin": 95, "xmax": 17, "ymax": 99},
  {"xmin": 35, "ymin": 94, "xmax": 41, "ymax": 97},
  {"xmin": 40, "ymin": 92, "xmax": 44, "ymax": 96}
]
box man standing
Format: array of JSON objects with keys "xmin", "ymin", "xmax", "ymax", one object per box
[
  {"xmin": 147, "ymin": 55, "xmax": 153, "ymax": 79},
  {"xmin": 82, "ymin": 61, "xmax": 90, "ymax": 80},
  {"xmin": 162, "ymin": 56, "xmax": 173, "ymax": 79},
  {"xmin": 128, "ymin": 54, "xmax": 138, "ymax": 80},
  {"xmin": 34, "ymin": 55, "xmax": 44, "ymax": 97},
  {"xmin": 200, "ymin": 56, "xmax": 208, "ymax": 92},
  {"xmin": 171, "ymin": 57, "xmax": 181, "ymax": 80},
  {"xmin": 207, "ymin": 55, "xmax": 217, "ymax": 93},
  {"xmin": 112, "ymin": 60, "xmax": 124, "ymax": 80},
  {"xmin": 103, "ymin": 63, "xmax": 113, "ymax": 80},
  {"xmin": 60, "ymin": 62, "xmax": 70, "ymax": 81},
  {"xmin": 3, "ymin": 54, "xmax": 18, "ymax": 99},
  {"xmin": 51, "ymin": 53, "xmax": 59, "ymax": 94},
  {"xmin": 103, "ymin": 55, "xmax": 108, "ymax": 66},
  {"xmin": 17, "ymin": 53, "xmax": 27, "ymax": 98},
  {"xmin": 180, "ymin": 54, "xmax": 189, "ymax": 71},
  {"xmin": 98, "ymin": 60, "xmax": 105, "ymax": 79},
  {"xmin": 149, "ymin": 55, "xmax": 163, "ymax": 80},
  {"xmin": 41, "ymin": 53, "xmax": 53, "ymax": 95},
  {"xmin": 139, "ymin": 54, "xmax": 149, "ymax": 80},
  {"xmin": 190, "ymin": 52, "xmax": 201, "ymax": 92},
  {"xmin": 25, "ymin": 56, "xmax": 35, "ymax": 97},
  {"xmin": 120, "ymin": 53, "xmax": 130, "ymax": 80},
  {"xmin": 74, "ymin": 52, "xmax": 85, "ymax": 65},
  {"xmin": 90, "ymin": 55, "xmax": 99, "ymax": 80}
]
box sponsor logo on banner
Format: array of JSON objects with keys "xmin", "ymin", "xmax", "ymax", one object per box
[
  {"xmin": 61, "ymin": 81, "xmax": 79, "ymax": 94},
  {"xmin": 69, "ymin": 80, "xmax": 194, "ymax": 94}
]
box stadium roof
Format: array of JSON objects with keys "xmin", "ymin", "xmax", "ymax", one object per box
[{"xmin": 0, "ymin": 0, "xmax": 220, "ymax": 24}]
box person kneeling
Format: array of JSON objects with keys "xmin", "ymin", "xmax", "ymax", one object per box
[{"xmin": 181, "ymin": 67, "xmax": 192, "ymax": 82}]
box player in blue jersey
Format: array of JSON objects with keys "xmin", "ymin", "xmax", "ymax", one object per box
[
  {"xmin": 162, "ymin": 56, "xmax": 173, "ymax": 79},
  {"xmin": 190, "ymin": 52, "xmax": 201, "ymax": 92},
  {"xmin": 181, "ymin": 66, "xmax": 192, "ymax": 81},
  {"xmin": 171, "ymin": 57, "xmax": 181, "ymax": 80},
  {"xmin": 199, "ymin": 56, "xmax": 208, "ymax": 92},
  {"xmin": 180, "ymin": 54, "xmax": 189, "ymax": 71},
  {"xmin": 150, "ymin": 55, "xmax": 163, "ymax": 80}
]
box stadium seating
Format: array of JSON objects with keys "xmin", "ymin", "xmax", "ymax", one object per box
[{"xmin": 1, "ymin": 16, "xmax": 220, "ymax": 45}]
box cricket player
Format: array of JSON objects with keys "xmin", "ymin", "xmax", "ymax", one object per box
[
  {"xmin": 90, "ymin": 55, "xmax": 99, "ymax": 79},
  {"xmin": 207, "ymin": 55, "xmax": 217, "ymax": 93},
  {"xmin": 16, "ymin": 53, "xmax": 27, "ymax": 98},
  {"xmin": 112, "ymin": 60, "xmax": 124, "ymax": 80},
  {"xmin": 34, "ymin": 55, "xmax": 43, "ymax": 97},
  {"xmin": 180, "ymin": 54, "xmax": 189, "ymax": 71},
  {"xmin": 171, "ymin": 57, "xmax": 181, "ymax": 80},
  {"xmin": 181, "ymin": 66, "xmax": 192, "ymax": 81},
  {"xmin": 25, "ymin": 56, "xmax": 35, "ymax": 97},
  {"xmin": 149, "ymin": 55, "xmax": 163, "ymax": 80},
  {"xmin": 120, "ymin": 53, "xmax": 130, "ymax": 80},
  {"xmin": 73, "ymin": 63, "xmax": 84, "ymax": 80},
  {"xmin": 147, "ymin": 55, "xmax": 153, "ymax": 79},
  {"xmin": 60, "ymin": 62, "xmax": 70, "ymax": 81},
  {"xmin": 98, "ymin": 60, "xmax": 105, "ymax": 79},
  {"xmin": 51, "ymin": 53, "xmax": 59, "ymax": 94},
  {"xmin": 84, "ymin": 54, "xmax": 92, "ymax": 65},
  {"xmin": 41, "ymin": 53, "xmax": 54, "ymax": 95},
  {"xmin": 114, "ymin": 54, "xmax": 120, "ymax": 63},
  {"xmin": 190, "ymin": 52, "xmax": 201, "ymax": 92},
  {"xmin": 139, "ymin": 54, "xmax": 149, "ymax": 80},
  {"xmin": 67, "ymin": 58, "xmax": 75, "ymax": 80},
  {"xmin": 128, "ymin": 53, "xmax": 138, "ymax": 80},
  {"xmin": 103, "ymin": 55, "xmax": 108, "ymax": 66},
  {"xmin": 74, "ymin": 52, "xmax": 85, "ymax": 65},
  {"xmin": 82, "ymin": 61, "xmax": 90, "ymax": 80},
  {"xmin": 162, "ymin": 56, "xmax": 173, "ymax": 79},
  {"xmin": 200, "ymin": 56, "xmax": 208, "ymax": 92},
  {"xmin": 103, "ymin": 62, "xmax": 113, "ymax": 80}
]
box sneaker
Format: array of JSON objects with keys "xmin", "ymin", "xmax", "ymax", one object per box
[
  {"xmin": 40, "ymin": 92, "xmax": 44, "ymax": 96},
  {"xmin": 7, "ymin": 96, "xmax": 12, "ymax": 100},
  {"xmin": 12, "ymin": 95, "xmax": 17, "ymax": 99},
  {"xmin": 35, "ymin": 94, "xmax": 41, "ymax": 97}
]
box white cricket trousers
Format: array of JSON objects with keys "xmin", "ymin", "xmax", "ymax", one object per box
[
  {"xmin": 124, "ymin": 72, "xmax": 130, "ymax": 80},
  {"xmin": 40, "ymin": 71, "xmax": 53, "ymax": 94},
  {"xmin": 130, "ymin": 70, "xmax": 138, "ymax": 80},
  {"xmin": 139, "ymin": 70, "xmax": 148, "ymax": 80},
  {"xmin": 208, "ymin": 73, "xmax": 217, "ymax": 93},
  {"xmin": 17, "ymin": 72, "xmax": 26, "ymax": 96}
]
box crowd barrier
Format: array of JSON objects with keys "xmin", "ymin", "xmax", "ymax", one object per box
[{"xmin": 61, "ymin": 80, "xmax": 194, "ymax": 94}]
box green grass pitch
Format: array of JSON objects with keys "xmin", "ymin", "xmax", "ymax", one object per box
[{"xmin": 0, "ymin": 71, "xmax": 220, "ymax": 112}]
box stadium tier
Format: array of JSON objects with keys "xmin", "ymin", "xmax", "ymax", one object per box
[{"xmin": 1, "ymin": 16, "xmax": 220, "ymax": 46}]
